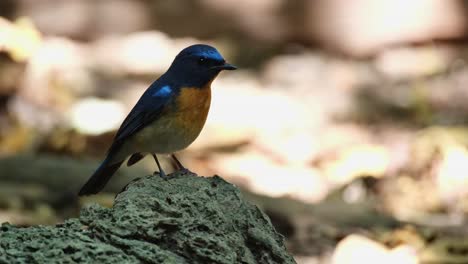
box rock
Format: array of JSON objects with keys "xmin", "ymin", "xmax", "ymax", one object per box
[{"xmin": 0, "ymin": 171, "xmax": 295, "ymax": 263}]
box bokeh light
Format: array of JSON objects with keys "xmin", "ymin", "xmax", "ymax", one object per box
[{"xmin": 1, "ymin": 0, "xmax": 468, "ymax": 263}]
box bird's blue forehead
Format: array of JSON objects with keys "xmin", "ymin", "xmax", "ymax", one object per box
[
  {"xmin": 178, "ymin": 44, "xmax": 225, "ymax": 61},
  {"xmin": 193, "ymin": 49, "xmax": 224, "ymax": 61}
]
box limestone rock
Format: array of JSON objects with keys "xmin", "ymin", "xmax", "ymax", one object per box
[{"xmin": 0, "ymin": 171, "xmax": 295, "ymax": 263}]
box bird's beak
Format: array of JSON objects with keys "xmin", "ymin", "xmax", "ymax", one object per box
[
  {"xmin": 213, "ymin": 62, "xmax": 237, "ymax": 71},
  {"xmin": 221, "ymin": 63, "xmax": 237, "ymax": 70}
]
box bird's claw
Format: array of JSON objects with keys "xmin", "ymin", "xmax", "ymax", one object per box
[
  {"xmin": 177, "ymin": 167, "xmax": 191, "ymax": 174},
  {"xmin": 153, "ymin": 170, "xmax": 168, "ymax": 179}
]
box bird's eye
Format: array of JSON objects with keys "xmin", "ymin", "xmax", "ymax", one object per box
[{"xmin": 198, "ymin": 57, "xmax": 207, "ymax": 65}]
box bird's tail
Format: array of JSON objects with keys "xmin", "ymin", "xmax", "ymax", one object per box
[{"xmin": 78, "ymin": 157, "xmax": 124, "ymax": 196}]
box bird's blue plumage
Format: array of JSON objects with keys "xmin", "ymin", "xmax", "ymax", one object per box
[
  {"xmin": 78, "ymin": 44, "xmax": 236, "ymax": 195},
  {"xmin": 175, "ymin": 44, "xmax": 225, "ymax": 62},
  {"xmin": 194, "ymin": 49, "xmax": 224, "ymax": 61},
  {"xmin": 152, "ymin": 85, "xmax": 172, "ymax": 97},
  {"xmin": 112, "ymin": 78, "xmax": 175, "ymax": 146}
]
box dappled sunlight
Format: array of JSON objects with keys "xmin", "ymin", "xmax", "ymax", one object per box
[
  {"xmin": 332, "ymin": 234, "xmax": 418, "ymax": 264},
  {"xmin": 321, "ymin": 144, "xmax": 389, "ymax": 185},
  {"xmin": 0, "ymin": 17, "xmax": 41, "ymax": 62},
  {"xmin": 307, "ymin": 0, "xmax": 467, "ymax": 56},
  {"xmin": 92, "ymin": 31, "xmax": 177, "ymax": 75},
  {"xmin": 69, "ymin": 97, "xmax": 126, "ymax": 135},
  {"xmin": 436, "ymin": 145, "xmax": 468, "ymax": 203},
  {"xmin": 1, "ymin": 1, "xmax": 468, "ymax": 262},
  {"xmin": 214, "ymin": 150, "xmax": 329, "ymax": 203}
]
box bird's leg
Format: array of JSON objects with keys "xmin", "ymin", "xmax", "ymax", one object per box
[
  {"xmin": 152, "ymin": 154, "xmax": 167, "ymax": 178},
  {"xmin": 171, "ymin": 154, "xmax": 188, "ymax": 172}
]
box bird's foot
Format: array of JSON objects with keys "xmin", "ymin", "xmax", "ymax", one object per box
[
  {"xmin": 153, "ymin": 170, "xmax": 168, "ymax": 179},
  {"xmin": 176, "ymin": 167, "xmax": 191, "ymax": 174}
]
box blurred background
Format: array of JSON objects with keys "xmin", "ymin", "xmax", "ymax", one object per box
[{"xmin": 2, "ymin": 0, "xmax": 468, "ymax": 263}]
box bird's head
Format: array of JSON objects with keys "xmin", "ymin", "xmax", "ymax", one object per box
[{"xmin": 167, "ymin": 44, "xmax": 236, "ymax": 87}]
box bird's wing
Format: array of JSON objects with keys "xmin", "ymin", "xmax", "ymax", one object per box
[
  {"xmin": 112, "ymin": 82, "xmax": 174, "ymax": 147},
  {"xmin": 114, "ymin": 108, "xmax": 153, "ymax": 142}
]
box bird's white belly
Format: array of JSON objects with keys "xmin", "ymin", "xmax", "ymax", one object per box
[{"xmin": 134, "ymin": 114, "xmax": 202, "ymax": 154}]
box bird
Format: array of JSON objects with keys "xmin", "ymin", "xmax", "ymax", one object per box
[{"xmin": 78, "ymin": 44, "xmax": 236, "ymax": 196}]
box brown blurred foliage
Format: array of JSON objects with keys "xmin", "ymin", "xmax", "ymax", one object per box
[{"xmin": 2, "ymin": 1, "xmax": 468, "ymax": 263}]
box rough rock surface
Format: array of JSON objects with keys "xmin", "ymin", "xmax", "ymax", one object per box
[{"xmin": 0, "ymin": 171, "xmax": 295, "ymax": 264}]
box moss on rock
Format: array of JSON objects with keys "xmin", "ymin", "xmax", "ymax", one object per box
[{"xmin": 0, "ymin": 171, "xmax": 295, "ymax": 263}]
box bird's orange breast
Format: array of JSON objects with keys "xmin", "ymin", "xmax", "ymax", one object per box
[
  {"xmin": 119, "ymin": 84, "xmax": 212, "ymax": 155},
  {"xmin": 174, "ymin": 85, "xmax": 211, "ymax": 134}
]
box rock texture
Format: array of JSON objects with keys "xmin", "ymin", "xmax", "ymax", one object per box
[{"xmin": 0, "ymin": 171, "xmax": 295, "ymax": 264}]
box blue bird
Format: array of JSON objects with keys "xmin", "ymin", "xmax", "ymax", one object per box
[{"xmin": 78, "ymin": 44, "xmax": 236, "ymax": 195}]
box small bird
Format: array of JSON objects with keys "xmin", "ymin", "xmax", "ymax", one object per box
[{"xmin": 78, "ymin": 44, "xmax": 236, "ymax": 196}]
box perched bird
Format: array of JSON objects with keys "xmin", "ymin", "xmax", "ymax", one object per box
[{"xmin": 78, "ymin": 44, "xmax": 236, "ymax": 196}]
